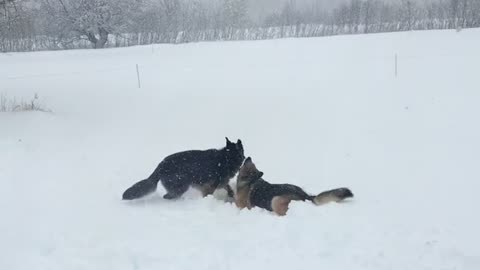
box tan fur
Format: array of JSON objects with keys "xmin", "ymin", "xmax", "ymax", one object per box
[
  {"xmin": 235, "ymin": 185, "xmax": 250, "ymax": 209},
  {"xmin": 234, "ymin": 158, "xmax": 260, "ymax": 210},
  {"xmin": 271, "ymin": 196, "xmax": 292, "ymax": 216},
  {"xmin": 271, "ymin": 194, "xmax": 306, "ymax": 216}
]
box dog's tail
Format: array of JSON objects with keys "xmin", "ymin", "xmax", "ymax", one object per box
[
  {"xmin": 122, "ymin": 179, "xmax": 158, "ymax": 200},
  {"xmin": 310, "ymin": 187, "xmax": 354, "ymax": 205},
  {"xmin": 270, "ymin": 187, "xmax": 354, "ymax": 216},
  {"xmin": 122, "ymin": 167, "xmax": 162, "ymax": 200}
]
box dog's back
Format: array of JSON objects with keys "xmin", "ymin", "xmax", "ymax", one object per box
[
  {"xmin": 158, "ymin": 149, "xmax": 224, "ymax": 185},
  {"xmin": 249, "ymin": 180, "xmax": 311, "ymax": 211}
]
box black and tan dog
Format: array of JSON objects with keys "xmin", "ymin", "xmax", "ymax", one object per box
[
  {"xmin": 235, "ymin": 157, "xmax": 353, "ymax": 216},
  {"xmin": 123, "ymin": 138, "xmax": 245, "ymax": 200}
]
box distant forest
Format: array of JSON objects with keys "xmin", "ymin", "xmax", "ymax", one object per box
[{"xmin": 1, "ymin": 0, "xmax": 479, "ymax": 52}]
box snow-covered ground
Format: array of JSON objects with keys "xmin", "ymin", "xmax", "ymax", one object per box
[{"xmin": 1, "ymin": 29, "xmax": 480, "ymax": 270}]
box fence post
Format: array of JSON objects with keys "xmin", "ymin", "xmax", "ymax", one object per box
[
  {"xmin": 136, "ymin": 64, "xmax": 141, "ymax": 88},
  {"xmin": 395, "ymin": 53, "xmax": 398, "ymax": 77}
]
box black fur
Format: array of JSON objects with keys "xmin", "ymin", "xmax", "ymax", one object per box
[
  {"xmin": 249, "ymin": 180, "xmax": 313, "ymax": 211},
  {"xmin": 123, "ymin": 138, "xmax": 245, "ymax": 200}
]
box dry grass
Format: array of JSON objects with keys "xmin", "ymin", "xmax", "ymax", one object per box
[{"xmin": 0, "ymin": 93, "xmax": 51, "ymax": 112}]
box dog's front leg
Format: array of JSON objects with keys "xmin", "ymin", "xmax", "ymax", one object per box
[
  {"xmin": 198, "ymin": 183, "xmax": 216, "ymax": 197},
  {"xmin": 224, "ymin": 185, "xmax": 235, "ymax": 199}
]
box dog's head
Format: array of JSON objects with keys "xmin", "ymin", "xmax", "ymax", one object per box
[
  {"xmin": 225, "ymin": 137, "xmax": 245, "ymax": 166},
  {"xmin": 237, "ymin": 157, "xmax": 263, "ymax": 187}
]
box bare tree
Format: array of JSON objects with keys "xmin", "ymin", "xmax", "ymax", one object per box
[
  {"xmin": 0, "ymin": 0, "xmax": 34, "ymax": 51},
  {"xmin": 363, "ymin": 0, "xmax": 374, "ymax": 33},
  {"xmin": 223, "ymin": 0, "xmax": 248, "ymax": 28},
  {"xmin": 2, "ymin": 0, "xmax": 480, "ymax": 52},
  {"xmin": 399, "ymin": 0, "xmax": 417, "ymax": 30},
  {"xmin": 40, "ymin": 0, "xmax": 140, "ymax": 48}
]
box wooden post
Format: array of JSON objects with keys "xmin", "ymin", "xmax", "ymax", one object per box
[
  {"xmin": 395, "ymin": 53, "xmax": 398, "ymax": 77},
  {"xmin": 136, "ymin": 64, "xmax": 141, "ymax": 88}
]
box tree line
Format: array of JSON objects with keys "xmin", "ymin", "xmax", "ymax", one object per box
[{"xmin": 1, "ymin": 0, "xmax": 479, "ymax": 52}]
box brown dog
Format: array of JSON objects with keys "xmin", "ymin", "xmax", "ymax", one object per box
[{"xmin": 235, "ymin": 157, "xmax": 353, "ymax": 216}]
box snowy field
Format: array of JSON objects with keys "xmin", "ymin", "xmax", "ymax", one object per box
[{"xmin": 1, "ymin": 29, "xmax": 480, "ymax": 270}]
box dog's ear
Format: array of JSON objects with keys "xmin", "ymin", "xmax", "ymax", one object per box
[
  {"xmin": 256, "ymin": 171, "xmax": 264, "ymax": 179},
  {"xmin": 236, "ymin": 139, "xmax": 243, "ymax": 151},
  {"xmin": 225, "ymin": 137, "xmax": 233, "ymax": 146},
  {"xmin": 244, "ymin": 157, "xmax": 252, "ymax": 164}
]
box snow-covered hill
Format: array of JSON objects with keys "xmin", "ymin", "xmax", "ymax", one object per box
[{"xmin": 1, "ymin": 29, "xmax": 479, "ymax": 270}]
